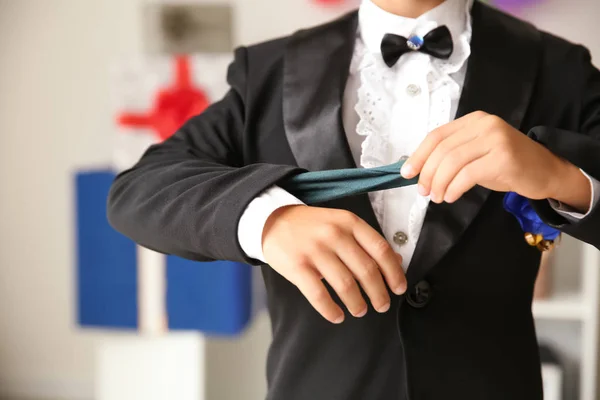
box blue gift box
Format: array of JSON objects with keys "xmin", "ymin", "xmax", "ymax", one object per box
[{"xmin": 75, "ymin": 170, "xmax": 252, "ymax": 335}]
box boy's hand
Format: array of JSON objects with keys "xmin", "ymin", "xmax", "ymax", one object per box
[
  {"xmin": 262, "ymin": 205, "xmax": 406, "ymax": 324},
  {"xmin": 401, "ymin": 111, "xmax": 591, "ymax": 212}
]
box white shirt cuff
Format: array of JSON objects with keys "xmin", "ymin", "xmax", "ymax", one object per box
[
  {"xmin": 237, "ymin": 185, "xmax": 305, "ymax": 264},
  {"xmin": 548, "ymin": 169, "xmax": 600, "ymax": 222}
]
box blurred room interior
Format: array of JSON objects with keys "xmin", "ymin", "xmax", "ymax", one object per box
[{"xmin": 0, "ymin": 0, "xmax": 599, "ymax": 399}]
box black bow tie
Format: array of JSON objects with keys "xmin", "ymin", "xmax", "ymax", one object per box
[{"xmin": 380, "ymin": 25, "xmax": 454, "ymax": 68}]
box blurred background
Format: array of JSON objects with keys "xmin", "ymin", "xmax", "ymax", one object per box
[{"xmin": 0, "ymin": 0, "xmax": 599, "ymax": 399}]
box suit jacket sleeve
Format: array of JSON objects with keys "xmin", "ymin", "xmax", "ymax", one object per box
[
  {"xmin": 107, "ymin": 47, "xmax": 304, "ymax": 263},
  {"xmin": 530, "ymin": 45, "xmax": 600, "ymax": 249}
]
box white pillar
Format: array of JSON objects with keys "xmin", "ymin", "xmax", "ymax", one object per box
[
  {"xmin": 137, "ymin": 246, "xmax": 167, "ymax": 335},
  {"xmin": 96, "ymin": 248, "xmax": 205, "ymax": 400},
  {"xmin": 96, "ymin": 333, "xmax": 205, "ymax": 400}
]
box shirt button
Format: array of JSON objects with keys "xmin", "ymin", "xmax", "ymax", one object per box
[
  {"xmin": 393, "ymin": 231, "xmax": 408, "ymax": 246},
  {"xmin": 406, "ymin": 84, "xmax": 421, "ymax": 96}
]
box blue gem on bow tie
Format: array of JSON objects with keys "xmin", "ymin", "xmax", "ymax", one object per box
[
  {"xmin": 407, "ymin": 35, "xmax": 424, "ymax": 50},
  {"xmin": 503, "ymin": 192, "xmax": 561, "ymax": 246}
]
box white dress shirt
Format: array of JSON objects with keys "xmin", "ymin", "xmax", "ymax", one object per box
[{"xmin": 237, "ymin": 0, "xmax": 599, "ymax": 267}]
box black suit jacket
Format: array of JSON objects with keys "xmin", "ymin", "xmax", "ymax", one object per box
[{"xmin": 108, "ymin": 3, "xmax": 600, "ymax": 399}]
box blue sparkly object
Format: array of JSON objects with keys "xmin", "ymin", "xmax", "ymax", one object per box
[
  {"xmin": 407, "ymin": 35, "xmax": 424, "ymax": 50},
  {"xmin": 503, "ymin": 192, "xmax": 561, "ymax": 242}
]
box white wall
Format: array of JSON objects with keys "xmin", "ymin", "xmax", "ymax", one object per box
[
  {"xmin": 0, "ymin": 0, "xmax": 598, "ymax": 399},
  {"xmin": 0, "ymin": 1, "xmax": 143, "ymax": 398},
  {"xmin": 521, "ymin": 0, "xmax": 600, "ymax": 58}
]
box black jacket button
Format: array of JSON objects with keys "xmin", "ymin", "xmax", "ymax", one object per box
[{"xmin": 406, "ymin": 280, "xmax": 432, "ymax": 308}]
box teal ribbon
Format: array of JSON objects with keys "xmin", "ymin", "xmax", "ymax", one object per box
[
  {"xmin": 280, "ymin": 160, "xmax": 419, "ymax": 204},
  {"xmin": 280, "ymin": 159, "xmax": 559, "ymax": 247}
]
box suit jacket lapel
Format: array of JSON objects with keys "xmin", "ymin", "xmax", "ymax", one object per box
[
  {"xmin": 283, "ymin": 11, "xmax": 384, "ymax": 233},
  {"xmin": 283, "ymin": 11, "xmax": 358, "ymax": 171},
  {"xmin": 406, "ymin": 2, "xmax": 542, "ymax": 285}
]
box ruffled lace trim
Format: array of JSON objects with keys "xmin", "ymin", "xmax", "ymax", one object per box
[
  {"xmin": 353, "ymin": 3, "xmax": 473, "ymax": 226},
  {"xmin": 352, "ymin": 39, "xmax": 396, "ymax": 220},
  {"xmin": 353, "ymin": 40, "xmax": 394, "ymax": 169}
]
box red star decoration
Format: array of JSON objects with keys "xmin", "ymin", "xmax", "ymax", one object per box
[
  {"xmin": 313, "ymin": 0, "xmax": 346, "ymax": 4},
  {"xmin": 117, "ymin": 55, "xmax": 210, "ymax": 141}
]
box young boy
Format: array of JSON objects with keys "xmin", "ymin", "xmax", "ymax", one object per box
[{"xmin": 108, "ymin": 0, "xmax": 600, "ymax": 398}]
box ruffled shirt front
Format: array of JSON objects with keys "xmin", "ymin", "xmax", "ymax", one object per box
[{"xmin": 342, "ymin": 0, "xmax": 474, "ymax": 268}]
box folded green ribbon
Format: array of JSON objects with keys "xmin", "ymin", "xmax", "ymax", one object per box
[
  {"xmin": 280, "ymin": 160, "xmax": 419, "ymax": 204},
  {"xmin": 280, "ymin": 159, "xmax": 559, "ymax": 251}
]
